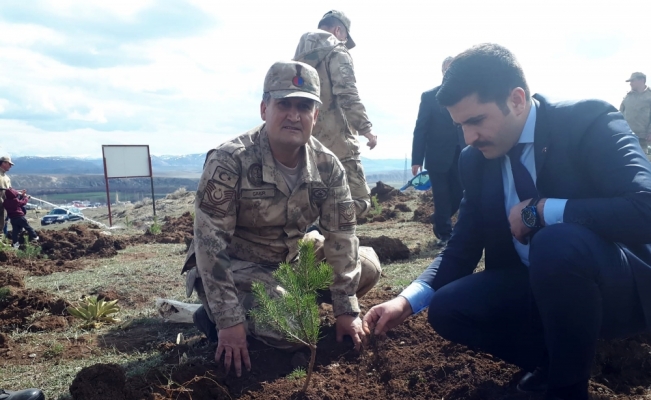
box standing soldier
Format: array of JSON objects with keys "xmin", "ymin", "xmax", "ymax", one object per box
[
  {"xmin": 182, "ymin": 61, "xmax": 381, "ymax": 377},
  {"xmin": 294, "ymin": 10, "xmax": 375, "ymax": 217},
  {"xmin": 621, "ymin": 72, "xmax": 651, "ymax": 154},
  {"xmin": 0, "ymin": 156, "xmax": 14, "ymax": 239}
]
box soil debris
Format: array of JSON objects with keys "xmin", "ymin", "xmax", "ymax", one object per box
[{"xmin": 359, "ymin": 236, "xmax": 410, "ymax": 262}]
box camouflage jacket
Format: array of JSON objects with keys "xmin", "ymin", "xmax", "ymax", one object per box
[
  {"xmin": 185, "ymin": 125, "xmax": 361, "ymax": 329},
  {"xmin": 620, "ymin": 86, "xmax": 651, "ymax": 136},
  {"xmin": 294, "ymin": 30, "xmax": 372, "ymax": 162}
]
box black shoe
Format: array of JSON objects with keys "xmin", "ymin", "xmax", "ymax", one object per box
[
  {"xmin": 517, "ymin": 367, "xmax": 548, "ymax": 393},
  {"xmin": 192, "ymin": 306, "xmax": 218, "ymax": 343},
  {"xmin": 0, "ymin": 388, "xmax": 45, "ymax": 400}
]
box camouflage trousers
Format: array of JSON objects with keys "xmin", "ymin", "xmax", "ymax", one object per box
[
  {"xmin": 341, "ymin": 159, "xmax": 371, "ymax": 218},
  {"xmin": 188, "ymin": 231, "xmax": 381, "ymax": 350}
]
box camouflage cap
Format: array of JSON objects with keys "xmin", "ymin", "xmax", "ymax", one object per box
[
  {"xmin": 263, "ymin": 61, "xmax": 321, "ymax": 104},
  {"xmin": 319, "ymin": 10, "xmax": 356, "ymax": 49},
  {"xmin": 626, "ymin": 72, "xmax": 646, "ymax": 82},
  {"xmin": 0, "ymin": 156, "xmax": 14, "ymax": 165}
]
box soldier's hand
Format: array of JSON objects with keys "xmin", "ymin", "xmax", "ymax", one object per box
[
  {"xmin": 411, "ymin": 165, "xmax": 422, "ymax": 176},
  {"xmin": 363, "ymin": 132, "xmax": 377, "ymax": 150},
  {"xmin": 335, "ymin": 314, "xmax": 365, "ymax": 351},
  {"xmin": 362, "ymin": 296, "xmax": 413, "ymax": 336},
  {"xmin": 215, "ymin": 323, "xmax": 251, "ymax": 377}
]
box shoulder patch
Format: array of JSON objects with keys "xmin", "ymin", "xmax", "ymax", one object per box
[
  {"xmin": 199, "ymin": 180, "xmax": 237, "ymax": 217},
  {"xmin": 337, "ymin": 201, "xmax": 356, "ymax": 231},
  {"xmin": 311, "ymin": 187, "xmax": 328, "ymax": 201},
  {"xmin": 212, "ymin": 166, "xmax": 239, "ymax": 189}
]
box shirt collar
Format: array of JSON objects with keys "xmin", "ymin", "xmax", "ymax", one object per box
[{"xmin": 518, "ymin": 102, "xmax": 537, "ymax": 144}]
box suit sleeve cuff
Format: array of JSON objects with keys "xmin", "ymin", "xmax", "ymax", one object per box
[
  {"xmin": 543, "ymin": 198, "xmax": 567, "ymax": 226},
  {"xmin": 399, "ymin": 280, "xmax": 435, "ymax": 314},
  {"xmin": 332, "ymin": 294, "xmax": 361, "ymax": 317}
]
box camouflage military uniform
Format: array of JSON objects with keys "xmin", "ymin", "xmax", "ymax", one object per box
[
  {"xmin": 0, "ymin": 168, "xmax": 11, "ymax": 236},
  {"xmin": 294, "ymin": 30, "xmax": 372, "ymax": 218},
  {"xmin": 620, "ymin": 86, "xmax": 651, "ymax": 150},
  {"xmin": 182, "ymin": 125, "xmax": 381, "ymax": 349}
]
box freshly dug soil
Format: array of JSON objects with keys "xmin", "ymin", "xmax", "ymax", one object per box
[
  {"xmin": 0, "ymin": 287, "xmax": 70, "ymax": 332},
  {"xmin": 70, "ymin": 363, "xmax": 130, "ymax": 400},
  {"xmin": 0, "ymin": 269, "xmax": 25, "ymax": 288},
  {"xmin": 132, "ymin": 212, "xmax": 194, "ymax": 246},
  {"xmin": 67, "ymin": 291, "xmax": 651, "ymax": 399},
  {"xmin": 359, "ymin": 236, "xmax": 410, "ymax": 262},
  {"xmin": 39, "ymin": 225, "xmax": 126, "ymax": 261}
]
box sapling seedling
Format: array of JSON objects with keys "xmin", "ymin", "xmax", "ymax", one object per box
[{"xmin": 249, "ymin": 239, "xmax": 333, "ymax": 394}]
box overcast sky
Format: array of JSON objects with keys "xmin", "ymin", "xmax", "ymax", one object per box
[{"xmin": 0, "ymin": 0, "xmax": 648, "ymax": 159}]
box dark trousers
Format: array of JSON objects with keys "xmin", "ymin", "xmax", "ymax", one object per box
[
  {"xmin": 429, "ymin": 149, "xmax": 463, "ymax": 239},
  {"xmin": 428, "ymin": 223, "xmax": 647, "ymax": 388},
  {"xmin": 10, "ymin": 216, "xmax": 37, "ymax": 244}
]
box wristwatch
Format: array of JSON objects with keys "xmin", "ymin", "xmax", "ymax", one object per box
[{"xmin": 521, "ymin": 198, "xmax": 543, "ymax": 229}]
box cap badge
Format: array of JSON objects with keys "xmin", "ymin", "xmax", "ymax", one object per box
[{"xmin": 292, "ymin": 65, "xmax": 304, "ymax": 87}]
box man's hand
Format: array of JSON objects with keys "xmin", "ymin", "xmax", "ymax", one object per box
[
  {"xmin": 411, "ymin": 165, "xmax": 422, "ymax": 176},
  {"xmin": 216, "ymin": 323, "xmax": 251, "ymax": 377},
  {"xmin": 335, "ymin": 314, "xmax": 365, "ymax": 351},
  {"xmin": 362, "ymin": 296, "xmax": 413, "ymax": 336},
  {"xmin": 363, "ymin": 132, "xmax": 377, "ymax": 150}
]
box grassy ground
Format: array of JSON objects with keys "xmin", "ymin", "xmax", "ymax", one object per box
[{"xmin": 1, "ymin": 190, "xmax": 448, "ymax": 399}]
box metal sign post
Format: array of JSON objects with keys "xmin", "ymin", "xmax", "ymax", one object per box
[{"xmin": 102, "ymin": 145, "xmax": 156, "ymax": 227}]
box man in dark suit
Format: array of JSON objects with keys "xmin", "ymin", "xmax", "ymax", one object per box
[
  {"xmin": 411, "ymin": 57, "xmax": 463, "ymax": 246},
  {"xmin": 363, "ymin": 43, "xmax": 651, "ymax": 400}
]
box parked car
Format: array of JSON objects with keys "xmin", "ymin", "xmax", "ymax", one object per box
[
  {"xmin": 24, "ymin": 203, "xmax": 41, "ymax": 210},
  {"xmin": 40, "ymin": 207, "xmax": 84, "ymax": 226}
]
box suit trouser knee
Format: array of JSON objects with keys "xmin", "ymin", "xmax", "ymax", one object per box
[
  {"xmin": 341, "ymin": 159, "xmax": 371, "ymax": 218},
  {"xmin": 529, "ymin": 223, "xmax": 646, "ymax": 387}
]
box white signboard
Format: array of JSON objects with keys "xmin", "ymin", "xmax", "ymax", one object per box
[{"xmin": 102, "ymin": 145, "xmax": 151, "ymax": 178}]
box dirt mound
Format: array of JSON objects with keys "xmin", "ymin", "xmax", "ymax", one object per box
[
  {"xmin": 133, "ymin": 212, "xmax": 194, "ymax": 246},
  {"xmin": 39, "ymin": 225, "xmax": 125, "ymax": 261},
  {"xmin": 67, "ymin": 290, "xmax": 651, "ymax": 399},
  {"xmin": 70, "ymin": 363, "xmax": 130, "ymax": 400},
  {"xmin": 0, "ymin": 287, "xmax": 70, "ymax": 332},
  {"xmin": 0, "ymin": 269, "xmax": 25, "ymax": 288},
  {"xmin": 359, "ymin": 236, "xmax": 410, "ymax": 262},
  {"xmin": 370, "ymin": 181, "xmax": 409, "ymax": 205},
  {"xmin": 412, "ymin": 202, "xmax": 433, "ymax": 224},
  {"xmin": 394, "ymin": 202, "xmax": 412, "ymax": 212}
]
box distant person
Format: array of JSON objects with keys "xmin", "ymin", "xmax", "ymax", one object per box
[
  {"xmin": 3, "ymin": 187, "xmax": 38, "ymax": 246},
  {"xmin": 620, "ymin": 72, "xmax": 651, "ymax": 154},
  {"xmin": 364, "ymin": 43, "xmax": 651, "ymax": 400},
  {"xmin": 294, "ymin": 10, "xmax": 374, "ymax": 217},
  {"xmin": 0, "ymin": 156, "xmax": 13, "ymax": 240},
  {"xmin": 411, "ymin": 57, "xmax": 464, "ymax": 247},
  {"xmin": 181, "ymin": 61, "xmax": 381, "ymax": 377}
]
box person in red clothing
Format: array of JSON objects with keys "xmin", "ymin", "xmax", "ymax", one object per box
[{"xmin": 2, "ymin": 188, "xmax": 38, "ymax": 246}]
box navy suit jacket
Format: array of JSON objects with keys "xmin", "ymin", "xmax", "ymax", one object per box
[
  {"xmin": 418, "ymin": 94, "xmax": 651, "ymax": 326},
  {"xmin": 411, "ymin": 87, "xmax": 462, "ymax": 173}
]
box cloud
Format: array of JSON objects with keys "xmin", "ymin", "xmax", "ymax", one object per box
[{"xmin": 0, "ymin": 0, "xmax": 649, "ymax": 159}]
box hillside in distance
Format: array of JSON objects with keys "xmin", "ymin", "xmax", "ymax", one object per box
[{"xmin": 10, "ymin": 155, "xmax": 410, "ymax": 177}]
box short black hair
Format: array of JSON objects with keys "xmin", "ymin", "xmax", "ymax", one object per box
[
  {"xmin": 318, "ymin": 16, "xmax": 345, "ymax": 31},
  {"xmin": 437, "ymin": 43, "xmax": 530, "ymax": 111}
]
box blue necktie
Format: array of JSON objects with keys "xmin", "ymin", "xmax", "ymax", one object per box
[{"xmin": 508, "ymin": 143, "xmax": 538, "ymax": 202}]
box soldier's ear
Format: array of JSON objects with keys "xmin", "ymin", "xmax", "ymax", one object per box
[
  {"xmin": 312, "ymin": 108, "xmax": 319, "ymax": 126},
  {"xmin": 260, "ymin": 101, "xmax": 267, "ymax": 121}
]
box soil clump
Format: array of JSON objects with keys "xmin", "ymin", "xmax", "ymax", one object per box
[
  {"xmin": 0, "ymin": 287, "xmax": 70, "ymax": 332},
  {"xmin": 133, "ymin": 212, "xmax": 194, "ymax": 246},
  {"xmin": 359, "ymin": 236, "xmax": 410, "ymax": 262},
  {"xmin": 70, "ymin": 363, "xmax": 131, "ymax": 400}
]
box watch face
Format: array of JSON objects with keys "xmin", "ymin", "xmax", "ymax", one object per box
[{"xmin": 522, "ymin": 207, "xmax": 537, "ymax": 228}]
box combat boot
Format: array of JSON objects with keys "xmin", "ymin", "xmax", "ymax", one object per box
[
  {"xmin": 0, "ymin": 388, "xmax": 45, "ymax": 400},
  {"xmin": 192, "ymin": 305, "xmax": 218, "ymax": 342}
]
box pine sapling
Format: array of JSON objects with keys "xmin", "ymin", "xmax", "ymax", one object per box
[{"xmin": 249, "ymin": 240, "xmax": 333, "ymax": 394}]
